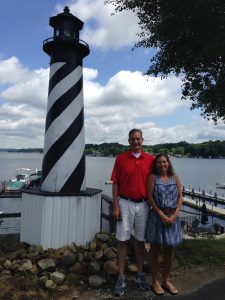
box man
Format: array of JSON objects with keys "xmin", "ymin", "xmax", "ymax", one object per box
[{"xmin": 111, "ymin": 128, "xmax": 155, "ymax": 297}]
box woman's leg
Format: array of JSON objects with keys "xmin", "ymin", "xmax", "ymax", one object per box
[
  {"xmin": 149, "ymin": 243, "xmax": 164, "ymax": 294},
  {"xmin": 162, "ymin": 246, "xmax": 178, "ymax": 294}
]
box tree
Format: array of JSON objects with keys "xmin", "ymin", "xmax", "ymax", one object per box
[{"xmin": 105, "ymin": 0, "xmax": 225, "ymax": 122}]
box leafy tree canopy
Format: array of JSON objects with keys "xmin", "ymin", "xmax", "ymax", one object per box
[{"xmin": 105, "ymin": 0, "xmax": 225, "ymax": 122}]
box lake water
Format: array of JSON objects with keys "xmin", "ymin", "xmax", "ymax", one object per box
[{"xmin": 1, "ymin": 152, "xmax": 225, "ymax": 233}]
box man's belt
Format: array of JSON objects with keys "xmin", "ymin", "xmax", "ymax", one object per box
[{"xmin": 120, "ymin": 195, "xmax": 147, "ymax": 203}]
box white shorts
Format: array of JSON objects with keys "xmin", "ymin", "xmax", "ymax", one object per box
[{"xmin": 116, "ymin": 198, "xmax": 149, "ymax": 242}]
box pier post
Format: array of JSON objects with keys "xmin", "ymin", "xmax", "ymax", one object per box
[{"xmin": 20, "ymin": 7, "xmax": 102, "ymax": 249}]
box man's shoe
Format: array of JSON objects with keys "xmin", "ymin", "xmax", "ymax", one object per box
[
  {"xmin": 114, "ymin": 277, "xmax": 126, "ymax": 297},
  {"xmin": 135, "ymin": 273, "xmax": 151, "ymax": 291}
]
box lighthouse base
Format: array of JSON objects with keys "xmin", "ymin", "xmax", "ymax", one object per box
[{"xmin": 20, "ymin": 188, "xmax": 102, "ymax": 250}]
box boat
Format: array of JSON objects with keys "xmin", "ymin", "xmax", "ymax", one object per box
[
  {"xmin": 0, "ymin": 211, "xmax": 3, "ymax": 225},
  {"xmin": 1, "ymin": 169, "xmax": 42, "ymax": 195},
  {"xmin": 216, "ymin": 182, "xmax": 225, "ymax": 189},
  {"xmin": 27, "ymin": 170, "xmax": 42, "ymax": 188},
  {"xmin": 3, "ymin": 168, "xmax": 31, "ymax": 194}
]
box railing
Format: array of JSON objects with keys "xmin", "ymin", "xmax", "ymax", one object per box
[
  {"xmin": 101, "ymin": 194, "xmax": 115, "ymax": 233},
  {"xmin": 43, "ymin": 36, "xmax": 89, "ymax": 48},
  {"xmin": 100, "ymin": 195, "xmax": 224, "ymax": 234}
]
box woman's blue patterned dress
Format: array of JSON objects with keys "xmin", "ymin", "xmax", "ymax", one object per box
[{"xmin": 145, "ymin": 175, "xmax": 183, "ymax": 246}]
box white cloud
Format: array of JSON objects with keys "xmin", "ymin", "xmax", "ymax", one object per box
[
  {"xmin": 0, "ymin": 67, "xmax": 49, "ymax": 109},
  {"xmin": 84, "ymin": 69, "xmax": 183, "ymax": 117},
  {"xmin": 56, "ymin": 0, "xmax": 139, "ymax": 49},
  {"xmin": 0, "ymin": 56, "xmax": 30, "ymax": 84},
  {"xmin": 0, "ymin": 55, "xmax": 225, "ymax": 148}
]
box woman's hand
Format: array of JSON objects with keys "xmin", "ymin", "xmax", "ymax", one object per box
[
  {"xmin": 159, "ymin": 212, "xmax": 173, "ymax": 226},
  {"xmin": 169, "ymin": 214, "xmax": 178, "ymax": 223}
]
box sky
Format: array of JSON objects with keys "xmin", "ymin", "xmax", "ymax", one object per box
[{"xmin": 0, "ymin": 0, "xmax": 225, "ymax": 148}]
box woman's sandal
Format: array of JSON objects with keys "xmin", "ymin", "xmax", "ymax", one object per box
[
  {"xmin": 152, "ymin": 282, "xmax": 165, "ymax": 296},
  {"xmin": 162, "ymin": 282, "xmax": 178, "ymax": 295}
]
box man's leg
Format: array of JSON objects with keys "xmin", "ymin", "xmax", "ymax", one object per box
[
  {"xmin": 133, "ymin": 201, "xmax": 150, "ymax": 290},
  {"xmin": 114, "ymin": 199, "xmax": 134, "ymax": 296},
  {"xmin": 134, "ymin": 239, "xmax": 144, "ymax": 274},
  {"xmin": 117, "ymin": 240, "xmax": 128, "ymax": 277}
]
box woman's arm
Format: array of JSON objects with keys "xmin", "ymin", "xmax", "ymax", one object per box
[
  {"xmin": 170, "ymin": 175, "xmax": 183, "ymax": 223},
  {"xmin": 147, "ymin": 175, "xmax": 172, "ymax": 225}
]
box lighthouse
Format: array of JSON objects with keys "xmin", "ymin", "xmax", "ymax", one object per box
[
  {"xmin": 41, "ymin": 6, "xmax": 89, "ymax": 193},
  {"xmin": 20, "ymin": 7, "xmax": 102, "ymax": 249}
]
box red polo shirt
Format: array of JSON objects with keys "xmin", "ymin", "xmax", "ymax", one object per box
[{"xmin": 111, "ymin": 150, "xmax": 155, "ymax": 199}]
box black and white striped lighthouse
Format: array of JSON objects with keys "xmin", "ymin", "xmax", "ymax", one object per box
[
  {"xmin": 20, "ymin": 7, "xmax": 102, "ymax": 250},
  {"xmin": 41, "ymin": 6, "xmax": 90, "ymax": 193}
]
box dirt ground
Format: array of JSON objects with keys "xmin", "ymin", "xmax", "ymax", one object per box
[
  {"xmin": 1, "ymin": 265, "xmax": 225, "ymax": 300},
  {"xmin": 1, "ymin": 234, "xmax": 225, "ymax": 299}
]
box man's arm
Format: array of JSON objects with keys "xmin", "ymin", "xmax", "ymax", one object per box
[{"xmin": 112, "ymin": 182, "xmax": 121, "ymax": 220}]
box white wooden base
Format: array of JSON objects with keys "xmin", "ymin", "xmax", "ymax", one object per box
[{"xmin": 20, "ymin": 191, "xmax": 101, "ymax": 249}]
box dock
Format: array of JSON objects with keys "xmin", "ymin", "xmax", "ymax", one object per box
[
  {"xmin": 182, "ymin": 187, "xmax": 225, "ymax": 204},
  {"xmin": 183, "ymin": 197, "xmax": 225, "ymax": 218}
]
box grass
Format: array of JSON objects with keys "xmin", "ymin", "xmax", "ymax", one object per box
[{"xmin": 176, "ymin": 238, "xmax": 225, "ymax": 268}]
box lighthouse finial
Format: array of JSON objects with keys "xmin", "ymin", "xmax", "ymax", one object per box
[{"xmin": 64, "ymin": 6, "xmax": 70, "ymax": 13}]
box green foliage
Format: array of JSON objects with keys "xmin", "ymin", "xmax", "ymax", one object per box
[
  {"xmin": 176, "ymin": 238, "xmax": 225, "ymax": 268},
  {"xmin": 85, "ymin": 140, "xmax": 225, "ymax": 157},
  {"xmin": 105, "ymin": 0, "xmax": 225, "ymax": 122},
  {"xmin": 2, "ymin": 140, "xmax": 225, "ymax": 158}
]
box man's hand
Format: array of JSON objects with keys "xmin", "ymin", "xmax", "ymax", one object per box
[{"xmin": 113, "ymin": 205, "xmax": 122, "ymax": 221}]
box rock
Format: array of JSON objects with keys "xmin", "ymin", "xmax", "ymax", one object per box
[
  {"xmin": 7, "ymin": 248, "xmax": 27, "ymax": 259},
  {"xmin": 0, "ymin": 256, "xmax": 6, "ymax": 266},
  {"xmin": 58, "ymin": 253, "xmax": 76, "ymax": 267},
  {"xmin": 77, "ymin": 252, "xmax": 84, "ymax": 263},
  {"xmin": 45, "ymin": 279, "xmax": 57, "ymax": 289},
  {"xmin": 68, "ymin": 243, "xmax": 78, "ymax": 253},
  {"xmin": 95, "ymin": 250, "xmax": 103, "ymax": 260},
  {"xmin": 22, "ymin": 260, "xmax": 33, "ymax": 271},
  {"xmin": 103, "ymin": 260, "xmax": 118, "ymax": 275},
  {"xmin": 83, "ymin": 252, "xmax": 94, "ymax": 263},
  {"xmin": 69, "ymin": 262, "xmax": 88, "ymax": 274},
  {"xmin": 37, "ymin": 258, "xmax": 56, "ymax": 271},
  {"xmin": 96, "ymin": 233, "xmax": 110, "ymax": 242},
  {"xmin": 28, "ymin": 245, "xmax": 43, "ymax": 255},
  {"xmin": 65, "ymin": 273, "xmax": 82, "ymax": 287},
  {"xmin": 87, "ymin": 261, "xmax": 101, "ymax": 273},
  {"xmin": 89, "ymin": 240, "xmax": 97, "ymax": 252},
  {"xmin": 38, "ymin": 276, "xmax": 48, "ymax": 287},
  {"xmin": 4, "ymin": 259, "xmax": 12, "ymax": 269},
  {"xmin": 1, "ymin": 270, "xmax": 11, "ymax": 275},
  {"xmin": 50, "ymin": 271, "xmax": 65, "ymax": 285},
  {"xmin": 89, "ymin": 275, "xmax": 106, "ymax": 288},
  {"xmin": 127, "ymin": 263, "xmax": 138, "ymax": 272},
  {"xmin": 53, "ymin": 246, "xmax": 69, "ymax": 257},
  {"xmin": 104, "ymin": 247, "xmax": 117, "ymax": 259},
  {"xmin": 107, "ymin": 238, "xmax": 116, "ymax": 247},
  {"xmin": 101, "ymin": 243, "xmax": 108, "ymax": 251}
]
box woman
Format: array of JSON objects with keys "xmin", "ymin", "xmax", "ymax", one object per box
[{"xmin": 146, "ymin": 154, "xmax": 183, "ymax": 295}]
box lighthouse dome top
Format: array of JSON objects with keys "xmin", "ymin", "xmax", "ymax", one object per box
[{"xmin": 49, "ymin": 6, "xmax": 84, "ymax": 38}]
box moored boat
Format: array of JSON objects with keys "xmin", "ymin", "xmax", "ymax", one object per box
[
  {"xmin": 216, "ymin": 182, "xmax": 225, "ymax": 189},
  {"xmin": 3, "ymin": 168, "xmax": 31, "ymax": 194}
]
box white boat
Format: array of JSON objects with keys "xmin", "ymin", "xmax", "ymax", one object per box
[
  {"xmin": 4, "ymin": 168, "xmax": 31, "ymax": 194},
  {"xmin": 0, "ymin": 210, "xmax": 3, "ymax": 225},
  {"xmin": 216, "ymin": 182, "xmax": 225, "ymax": 189},
  {"xmin": 11, "ymin": 168, "xmax": 31, "ymax": 183}
]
